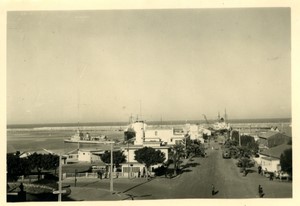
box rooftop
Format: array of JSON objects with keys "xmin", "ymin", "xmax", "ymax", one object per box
[
  {"xmin": 258, "ymin": 131, "xmax": 291, "ymax": 139},
  {"xmin": 260, "ymin": 144, "xmax": 292, "ymax": 159}
]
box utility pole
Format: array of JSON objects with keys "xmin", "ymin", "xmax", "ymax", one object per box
[
  {"xmin": 128, "ymin": 141, "xmax": 130, "ymax": 179},
  {"xmin": 139, "ymin": 100, "xmax": 142, "ymax": 120},
  {"xmin": 74, "ymin": 169, "xmax": 77, "ymax": 187},
  {"xmin": 238, "ymin": 128, "xmax": 241, "ymax": 147},
  {"xmin": 58, "ymin": 154, "xmax": 62, "ymax": 201},
  {"xmin": 110, "ymin": 142, "xmax": 114, "ymax": 192}
]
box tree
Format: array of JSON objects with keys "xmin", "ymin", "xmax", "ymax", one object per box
[
  {"xmin": 134, "ymin": 147, "xmax": 165, "ymax": 177},
  {"xmin": 169, "ymin": 144, "xmax": 185, "ymax": 175},
  {"xmin": 27, "ymin": 153, "xmax": 59, "ymax": 180},
  {"xmin": 240, "ymin": 135, "xmax": 258, "ymax": 153},
  {"xmin": 186, "ymin": 138, "xmax": 205, "ymax": 158},
  {"xmin": 101, "ymin": 150, "xmax": 126, "ymax": 168},
  {"xmin": 231, "ymin": 130, "xmax": 239, "ymax": 142},
  {"xmin": 7, "ymin": 152, "xmax": 31, "ymax": 181},
  {"xmin": 203, "ymin": 133, "xmax": 208, "ymax": 140},
  {"xmin": 224, "ymin": 139, "xmax": 238, "ymax": 147},
  {"xmin": 237, "ymin": 157, "xmax": 255, "ymax": 172},
  {"xmin": 280, "ymin": 148, "xmax": 292, "ymax": 176},
  {"xmin": 237, "ymin": 146, "xmax": 252, "ymax": 158}
]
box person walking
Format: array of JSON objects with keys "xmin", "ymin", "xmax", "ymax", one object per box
[
  {"xmin": 19, "ymin": 183, "xmax": 24, "ymax": 192},
  {"xmin": 258, "ymin": 166, "xmax": 262, "ymax": 174},
  {"xmin": 258, "ymin": 185, "xmax": 264, "ymax": 198},
  {"xmin": 212, "ymin": 184, "xmax": 215, "ymax": 196}
]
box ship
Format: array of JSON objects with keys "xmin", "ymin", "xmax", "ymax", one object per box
[{"xmin": 64, "ymin": 129, "xmax": 109, "ymax": 144}]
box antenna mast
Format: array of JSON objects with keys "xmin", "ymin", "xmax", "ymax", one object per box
[{"xmin": 139, "ymin": 100, "xmax": 142, "ymax": 120}]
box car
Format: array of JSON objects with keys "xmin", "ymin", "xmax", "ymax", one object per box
[{"xmin": 222, "ymin": 150, "xmax": 231, "ymax": 159}]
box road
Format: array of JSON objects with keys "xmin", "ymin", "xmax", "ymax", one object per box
[{"xmin": 63, "ymin": 141, "xmax": 292, "ymax": 200}]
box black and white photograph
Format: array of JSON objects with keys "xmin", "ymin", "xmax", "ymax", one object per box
[{"xmin": 2, "ymin": 0, "xmax": 299, "ymax": 204}]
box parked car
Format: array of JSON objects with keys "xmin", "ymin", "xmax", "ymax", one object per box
[{"xmin": 222, "ymin": 150, "xmax": 231, "ymax": 159}]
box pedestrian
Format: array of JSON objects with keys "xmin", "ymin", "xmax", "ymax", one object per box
[
  {"xmin": 99, "ymin": 171, "xmax": 103, "ymax": 180},
  {"xmin": 138, "ymin": 170, "xmax": 141, "ymax": 178},
  {"xmin": 211, "ymin": 184, "xmax": 215, "ymax": 196},
  {"xmin": 258, "ymin": 185, "xmax": 264, "ymax": 198},
  {"xmin": 243, "ymin": 169, "xmax": 247, "ymax": 176},
  {"xmin": 269, "ymin": 172, "xmax": 274, "ymax": 181},
  {"xmin": 19, "ymin": 183, "xmax": 24, "ymax": 192},
  {"xmin": 258, "ymin": 166, "xmax": 262, "ymax": 174}
]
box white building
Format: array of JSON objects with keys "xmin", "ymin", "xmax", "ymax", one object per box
[
  {"xmin": 260, "ymin": 156, "xmax": 281, "ymax": 173},
  {"xmin": 144, "ymin": 128, "xmax": 185, "ymax": 146},
  {"xmin": 120, "ymin": 121, "xmax": 184, "ymax": 177},
  {"xmin": 77, "ymin": 148, "xmax": 105, "ymax": 163},
  {"xmin": 120, "ymin": 145, "xmax": 169, "ymax": 178},
  {"xmin": 132, "ymin": 121, "xmax": 147, "ymax": 145},
  {"xmin": 189, "ymin": 124, "xmax": 200, "ymax": 140},
  {"xmin": 257, "ymin": 144, "xmax": 292, "ymax": 174},
  {"xmin": 130, "ymin": 121, "xmax": 185, "ymax": 146}
]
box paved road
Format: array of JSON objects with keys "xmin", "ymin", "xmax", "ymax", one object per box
[{"xmin": 63, "ymin": 142, "xmax": 292, "ymax": 200}]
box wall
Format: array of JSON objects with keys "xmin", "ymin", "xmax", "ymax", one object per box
[
  {"xmin": 261, "ymin": 157, "xmax": 281, "ymax": 173},
  {"xmin": 78, "ymin": 151, "xmax": 91, "ymax": 162}
]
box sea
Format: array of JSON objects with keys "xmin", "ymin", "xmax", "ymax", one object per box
[{"xmin": 6, "ymin": 118, "xmax": 292, "ymax": 154}]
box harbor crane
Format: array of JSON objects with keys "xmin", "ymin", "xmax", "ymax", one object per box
[{"xmin": 202, "ymin": 114, "xmax": 210, "ymax": 125}]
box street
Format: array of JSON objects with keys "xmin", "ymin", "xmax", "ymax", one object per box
[{"xmin": 63, "ymin": 141, "xmax": 292, "ymax": 200}]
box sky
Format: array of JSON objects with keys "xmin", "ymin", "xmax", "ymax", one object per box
[{"xmin": 6, "ymin": 8, "xmax": 291, "ymax": 124}]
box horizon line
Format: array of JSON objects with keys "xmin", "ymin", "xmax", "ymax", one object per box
[{"xmin": 7, "ymin": 117, "xmax": 292, "ymax": 126}]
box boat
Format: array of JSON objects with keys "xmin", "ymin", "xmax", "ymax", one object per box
[{"xmin": 64, "ymin": 129, "xmax": 109, "ymax": 144}]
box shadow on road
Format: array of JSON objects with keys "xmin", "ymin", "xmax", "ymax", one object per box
[
  {"xmin": 122, "ymin": 178, "xmax": 153, "ymax": 194},
  {"xmin": 122, "ymin": 193, "xmax": 152, "ymax": 200},
  {"xmin": 80, "ymin": 180, "xmax": 100, "ymax": 187},
  {"xmin": 63, "ymin": 196, "xmax": 83, "ymax": 201},
  {"xmin": 181, "ymin": 162, "xmax": 200, "ymax": 169},
  {"xmin": 246, "ymin": 169, "xmax": 257, "ymax": 174},
  {"xmin": 212, "ymin": 190, "xmax": 219, "ymax": 196}
]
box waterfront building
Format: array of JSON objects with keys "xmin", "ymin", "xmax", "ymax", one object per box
[
  {"xmin": 120, "ymin": 121, "xmax": 185, "ymax": 177},
  {"xmin": 257, "ymin": 144, "xmax": 291, "ymax": 178},
  {"xmin": 258, "ymin": 131, "xmax": 291, "ymax": 148},
  {"xmin": 77, "ymin": 148, "xmax": 105, "ymax": 163}
]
